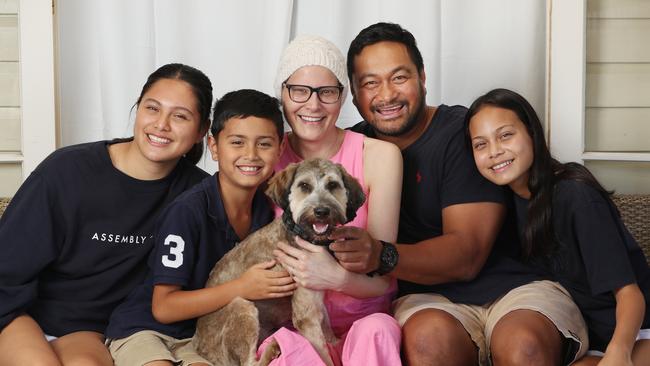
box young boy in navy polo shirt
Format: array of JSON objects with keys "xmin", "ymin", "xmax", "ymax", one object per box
[{"xmin": 105, "ymin": 89, "xmax": 294, "ymax": 366}]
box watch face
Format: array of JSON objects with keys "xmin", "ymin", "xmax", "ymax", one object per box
[
  {"xmin": 381, "ymin": 244, "xmax": 397, "ymax": 267},
  {"xmin": 379, "ymin": 241, "xmax": 398, "ymax": 274}
]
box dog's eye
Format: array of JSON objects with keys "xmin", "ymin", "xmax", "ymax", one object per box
[
  {"xmin": 326, "ymin": 181, "xmax": 340, "ymax": 191},
  {"xmin": 298, "ymin": 182, "xmax": 312, "ymax": 193}
]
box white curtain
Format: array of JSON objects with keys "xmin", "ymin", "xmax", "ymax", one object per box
[{"xmin": 57, "ymin": 0, "xmax": 546, "ymax": 173}]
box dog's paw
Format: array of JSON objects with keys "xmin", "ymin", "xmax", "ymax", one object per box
[{"xmin": 257, "ymin": 338, "xmax": 281, "ymax": 366}]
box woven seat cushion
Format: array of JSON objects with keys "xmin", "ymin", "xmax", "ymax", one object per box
[
  {"xmin": 612, "ymin": 195, "xmax": 650, "ymax": 264},
  {"xmin": 0, "ymin": 197, "xmax": 9, "ymax": 219}
]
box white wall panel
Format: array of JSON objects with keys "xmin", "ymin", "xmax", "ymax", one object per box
[
  {"xmin": 587, "ymin": 0, "xmax": 650, "ymax": 18},
  {"xmin": 586, "ymin": 160, "xmax": 650, "ymax": 194},
  {"xmin": 586, "ymin": 64, "xmax": 650, "ymax": 107},
  {"xmin": 553, "ymin": 0, "xmax": 650, "ymax": 193},
  {"xmin": 587, "ymin": 19, "xmax": 650, "ymax": 63},
  {"xmin": 0, "ymin": 62, "xmax": 19, "ymax": 106},
  {"xmin": 19, "ymin": 0, "xmax": 56, "ymax": 179},
  {"xmin": 585, "ymin": 108, "xmax": 650, "ymax": 151},
  {"xmin": 0, "ymin": 0, "xmax": 18, "ymax": 14},
  {"xmin": 0, "ymin": 15, "xmax": 18, "ymax": 61},
  {"xmin": 0, "ymin": 163, "xmax": 21, "ymax": 197},
  {"xmin": 0, "ymin": 107, "xmax": 20, "ymax": 151}
]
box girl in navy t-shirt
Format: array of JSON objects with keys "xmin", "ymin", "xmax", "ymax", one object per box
[
  {"xmin": 465, "ymin": 88, "xmax": 650, "ymax": 365},
  {"xmin": 0, "ymin": 63, "xmax": 212, "ymax": 365}
]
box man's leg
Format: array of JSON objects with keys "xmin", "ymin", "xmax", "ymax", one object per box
[
  {"xmin": 486, "ymin": 280, "xmax": 588, "ymax": 366},
  {"xmin": 402, "ymin": 309, "xmax": 477, "ymax": 365},
  {"xmin": 394, "ymin": 293, "xmax": 486, "ymax": 365},
  {"xmin": 490, "ymin": 309, "xmax": 563, "ymax": 365},
  {"xmin": 0, "ymin": 314, "xmax": 62, "ymax": 366}
]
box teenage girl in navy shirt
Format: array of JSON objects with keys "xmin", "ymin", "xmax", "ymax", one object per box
[
  {"xmin": 466, "ymin": 88, "xmax": 650, "ymax": 365},
  {"xmin": 0, "ymin": 64, "xmax": 212, "ymax": 365}
]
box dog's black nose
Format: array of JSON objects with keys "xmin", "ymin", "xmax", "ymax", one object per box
[{"xmin": 314, "ymin": 206, "xmax": 330, "ymax": 218}]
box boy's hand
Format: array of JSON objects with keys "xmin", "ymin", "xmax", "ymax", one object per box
[{"xmin": 238, "ymin": 260, "xmax": 296, "ymax": 300}]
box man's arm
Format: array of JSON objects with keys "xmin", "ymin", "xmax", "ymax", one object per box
[{"xmin": 329, "ymin": 201, "xmax": 505, "ymax": 285}]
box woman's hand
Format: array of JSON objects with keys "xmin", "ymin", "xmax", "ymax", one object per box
[
  {"xmin": 237, "ymin": 260, "xmax": 296, "ymax": 300},
  {"xmin": 274, "ymin": 237, "xmax": 346, "ymax": 291}
]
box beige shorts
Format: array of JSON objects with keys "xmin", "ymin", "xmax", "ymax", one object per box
[
  {"xmin": 393, "ymin": 280, "xmax": 588, "ymax": 365},
  {"xmin": 107, "ymin": 330, "xmax": 212, "ymax": 366}
]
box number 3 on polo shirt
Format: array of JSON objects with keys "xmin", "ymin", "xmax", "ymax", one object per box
[{"xmin": 162, "ymin": 234, "xmax": 185, "ymax": 268}]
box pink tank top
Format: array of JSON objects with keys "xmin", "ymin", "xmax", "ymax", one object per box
[
  {"xmin": 275, "ymin": 130, "xmax": 369, "ymax": 229},
  {"xmin": 274, "ymin": 130, "xmax": 397, "ymax": 337}
]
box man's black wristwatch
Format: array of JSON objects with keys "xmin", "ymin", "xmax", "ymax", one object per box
[{"xmin": 368, "ymin": 240, "xmax": 399, "ymax": 276}]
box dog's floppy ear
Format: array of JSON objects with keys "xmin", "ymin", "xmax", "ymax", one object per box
[
  {"xmin": 265, "ymin": 162, "xmax": 299, "ymax": 209},
  {"xmin": 336, "ymin": 163, "xmax": 366, "ymax": 222}
]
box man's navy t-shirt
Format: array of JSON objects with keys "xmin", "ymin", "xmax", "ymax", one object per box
[{"xmin": 350, "ymin": 105, "xmax": 541, "ymax": 304}]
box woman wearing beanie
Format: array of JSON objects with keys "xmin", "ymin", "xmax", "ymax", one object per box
[{"xmin": 266, "ymin": 35, "xmax": 403, "ymax": 366}]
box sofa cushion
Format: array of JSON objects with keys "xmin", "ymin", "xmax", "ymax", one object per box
[
  {"xmin": 612, "ymin": 195, "xmax": 650, "ymax": 264},
  {"xmin": 0, "ymin": 197, "xmax": 9, "ymax": 219}
]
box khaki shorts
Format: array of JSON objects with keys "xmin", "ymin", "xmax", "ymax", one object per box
[
  {"xmin": 107, "ymin": 330, "xmax": 212, "ymax": 366},
  {"xmin": 393, "ymin": 280, "xmax": 588, "ymax": 365}
]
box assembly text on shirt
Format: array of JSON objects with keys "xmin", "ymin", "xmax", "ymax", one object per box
[{"xmin": 91, "ymin": 232, "xmax": 151, "ymax": 244}]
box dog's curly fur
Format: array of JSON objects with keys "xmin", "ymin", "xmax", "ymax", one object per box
[{"xmin": 193, "ymin": 158, "xmax": 366, "ymax": 366}]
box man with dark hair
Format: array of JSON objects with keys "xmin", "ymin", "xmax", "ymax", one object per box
[{"xmin": 329, "ymin": 22, "xmax": 588, "ymax": 365}]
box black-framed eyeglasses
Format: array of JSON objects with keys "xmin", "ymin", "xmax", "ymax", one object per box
[{"xmin": 283, "ymin": 83, "xmax": 343, "ymax": 104}]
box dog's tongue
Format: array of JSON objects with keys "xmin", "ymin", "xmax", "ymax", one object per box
[{"xmin": 313, "ymin": 223, "xmax": 329, "ymax": 234}]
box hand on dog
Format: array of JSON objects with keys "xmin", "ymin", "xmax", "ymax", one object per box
[
  {"xmin": 273, "ymin": 238, "xmax": 345, "ymax": 291},
  {"xmin": 238, "ymin": 260, "xmax": 297, "ymax": 300},
  {"xmin": 328, "ymin": 226, "xmax": 382, "ymax": 274}
]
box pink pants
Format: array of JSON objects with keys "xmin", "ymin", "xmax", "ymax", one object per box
[{"xmin": 257, "ymin": 312, "xmax": 401, "ymax": 366}]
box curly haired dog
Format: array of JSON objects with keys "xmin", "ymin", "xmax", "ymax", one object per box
[{"xmin": 193, "ymin": 158, "xmax": 366, "ymax": 366}]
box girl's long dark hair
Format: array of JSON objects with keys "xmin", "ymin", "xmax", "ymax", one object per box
[{"xmin": 465, "ymin": 88, "xmax": 612, "ymax": 259}]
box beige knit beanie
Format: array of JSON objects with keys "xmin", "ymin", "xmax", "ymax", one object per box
[{"xmin": 274, "ymin": 35, "xmax": 348, "ymax": 104}]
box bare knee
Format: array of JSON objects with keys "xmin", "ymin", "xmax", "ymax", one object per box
[
  {"xmin": 63, "ymin": 355, "xmax": 113, "ymax": 366},
  {"xmin": 491, "ymin": 331, "xmax": 549, "ymax": 366},
  {"xmin": 402, "ymin": 309, "xmax": 476, "ymax": 365},
  {"xmin": 51, "ymin": 331, "xmax": 113, "ymax": 366},
  {"xmin": 0, "ymin": 337, "xmax": 61, "ymax": 366},
  {"xmin": 5, "ymin": 357, "xmax": 61, "ymax": 366},
  {"xmin": 0, "ymin": 315, "xmax": 62, "ymax": 366},
  {"xmin": 491, "ymin": 311, "xmax": 563, "ymax": 366},
  {"xmin": 0, "ymin": 353, "xmax": 62, "ymax": 366}
]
